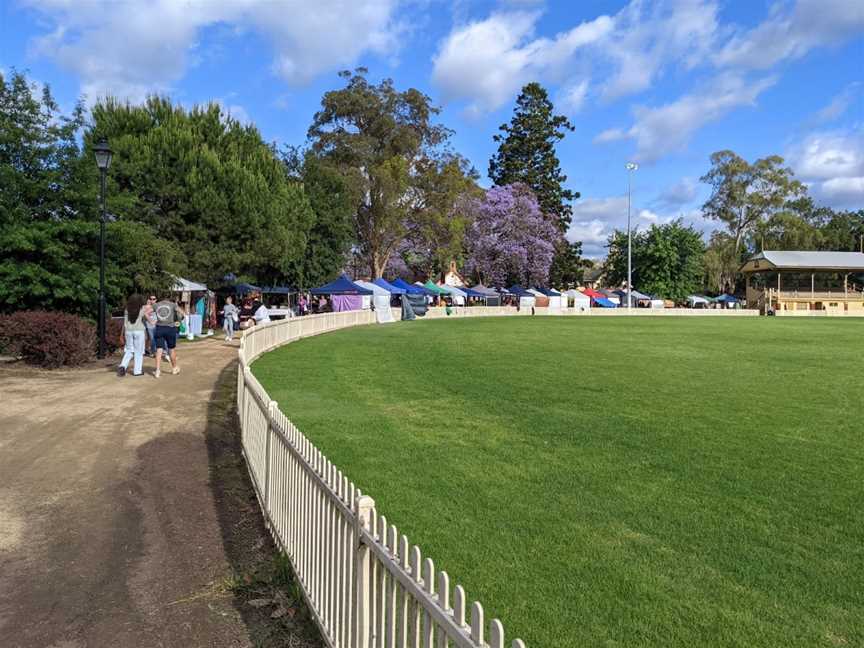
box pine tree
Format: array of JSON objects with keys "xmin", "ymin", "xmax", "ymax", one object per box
[{"xmin": 488, "ymin": 82, "xmax": 579, "ymax": 232}]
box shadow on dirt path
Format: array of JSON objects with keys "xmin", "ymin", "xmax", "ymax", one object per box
[
  {"xmin": 0, "ymin": 339, "xmax": 323, "ymax": 648},
  {"xmin": 203, "ymin": 360, "xmax": 324, "ymax": 647}
]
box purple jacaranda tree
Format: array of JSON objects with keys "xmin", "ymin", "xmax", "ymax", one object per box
[{"xmin": 463, "ymin": 183, "xmax": 559, "ymax": 287}]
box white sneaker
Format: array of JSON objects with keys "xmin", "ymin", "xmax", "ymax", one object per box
[
  {"xmin": 172, "ymin": 366, "xmax": 180, "ymax": 375},
  {"xmin": 154, "ymin": 369, "xmax": 161, "ymax": 379}
]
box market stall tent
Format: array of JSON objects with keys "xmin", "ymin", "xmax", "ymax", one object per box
[
  {"xmin": 564, "ymin": 289, "xmax": 591, "ymax": 311},
  {"xmin": 373, "ymin": 278, "xmax": 406, "ymax": 294},
  {"xmin": 536, "ymin": 287, "xmax": 563, "ymax": 309},
  {"xmin": 423, "ymin": 280, "xmax": 449, "ymax": 296},
  {"xmin": 439, "ymin": 285, "xmax": 467, "ymax": 305},
  {"xmin": 715, "ymin": 294, "xmax": 740, "ymax": 308},
  {"xmin": 687, "ymin": 295, "xmax": 710, "ymax": 308},
  {"xmin": 508, "ymin": 284, "xmax": 536, "ymax": 309},
  {"xmin": 467, "ymin": 284, "xmax": 501, "ymax": 306},
  {"xmin": 172, "ymin": 277, "xmax": 208, "ymax": 292},
  {"xmin": 526, "ymin": 289, "xmax": 550, "ymax": 307},
  {"xmin": 390, "ymin": 278, "xmax": 429, "ymax": 295},
  {"xmin": 310, "ymin": 274, "xmax": 373, "ymax": 312},
  {"xmin": 354, "ymin": 280, "xmax": 396, "ymax": 322},
  {"xmin": 613, "ymin": 288, "xmax": 651, "ymax": 308}
]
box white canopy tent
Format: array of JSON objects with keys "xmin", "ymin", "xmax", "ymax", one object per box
[
  {"xmin": 354, "ymin": 280, "xmax": 395, "ymax": 323},
  {"xmin": 439, "ymin": 285, "xmax": 467, "ymax": 305},
  {"xmin": 687, "ymin": 295, "xmax": 710, "ymax": 308},
  {"xmin": 565, "ymin": 289, "xmax": 591, "ymax": 312},
  {"xmin": 172, "ymin": 277, "xmax": 208, "ymax": 292},
  {"xmin": 554, "ymin": 290, "xmax": 570, "ymax": 309}
]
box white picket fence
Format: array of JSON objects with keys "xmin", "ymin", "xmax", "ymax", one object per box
[{"xmin": 238, "ymin": 311, "xmax": 526, "ymax": 648}]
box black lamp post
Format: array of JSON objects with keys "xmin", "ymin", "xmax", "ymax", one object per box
[{"xmin": 93, "ymin": 139, "xmax": 113, "ymax": 359}]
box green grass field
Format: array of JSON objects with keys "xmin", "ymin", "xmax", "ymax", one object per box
[{"xmin": 252, "ymin": 317, "xmax": 863, "ymax": 648}]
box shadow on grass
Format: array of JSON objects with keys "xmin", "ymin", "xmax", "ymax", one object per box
[{"xmin": 204, "ymin": 360, "xmax": 325, "ymax": 648}]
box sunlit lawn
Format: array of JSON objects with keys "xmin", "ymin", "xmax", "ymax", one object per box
[{"xmin": 253, "ymin": 316, "xmax": 863, "ymax": 647}]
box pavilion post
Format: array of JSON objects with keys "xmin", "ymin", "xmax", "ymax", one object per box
[{"xmin": 811, "ymin": 273, "xmax": 815, "ymax": 301}]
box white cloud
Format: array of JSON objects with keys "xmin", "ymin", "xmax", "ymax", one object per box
[
  {"xmin": 567, "ymin": 196, "xmax": 627, "ymax": 256},
  {"xmin": 567, "ymin": 195, "xmax": 711, "ymax": 257},
  {"xmin": 594, "ymin": 128, "xmax": 627, "ymax": 143},
  {"xmin": 214, "ymin": 99, "xmax": 252, "ymax": 126},
  {"xmin": 814, "ymin": 82, "xmax": 862, "ymax": 123},
  {"xmin": 22, "ymin": 0, "xmax": 402, "ymax": 103},
  {"xmin": 558, "ymin": 80, "xmax": 589, "ymax": 114},
  {"xmin": 432, "ymin": 10, "xmax": 612, "ymax": 114},
  {"xmin": 596, "ymin": 73, "xmax": 776, "ymax": 162},
  {"xmin": 657, "ymin": 177, "xmax": 698, "ymax": 208},
  {"xmin": 788, "ymin": 128, "xmax": 864, "ymax": 207},
  {"xmin": 598, "ymin": 0, "xmax": 720, "ymax": 101},
  {"xmin": 819, "ymin": 177, "xmax": 864, "ymax": 205},
  {"xmin": 716, "ymin": 0, "xmax": 864, "ymax": 70},
  {"xmin": 431, "ymin": 0, "xmax": 721, "ymax": 114}
]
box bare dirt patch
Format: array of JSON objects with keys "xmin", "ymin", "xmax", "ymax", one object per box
[{"xmin": 0, "ymin": 340, "xmax": 323, "ymax": 647}]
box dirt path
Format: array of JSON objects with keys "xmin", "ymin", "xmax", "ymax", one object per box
[{"xmin": 0, "ymin": 339, "xmax": 322, "ymax": 648}]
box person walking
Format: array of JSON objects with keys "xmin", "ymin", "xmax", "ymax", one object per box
[
  {"xmin": 143, "ymin": 295, "xmax": 158, "ymax": 357},
  {"xmin": 117, "ymin": 294, "xmax": 147, "ymax": 377},
  {"xmin": 153, "ymin": 296, "xmax": 184, "ymax": 378},
  {"xmin": 222, "ymin": 296, "xmax": 239, "ymax": 341}
]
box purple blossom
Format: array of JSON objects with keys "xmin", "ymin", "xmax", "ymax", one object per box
[{"xmin": 463, "ymin": 183, "xmax": 558, "ymax": 287}]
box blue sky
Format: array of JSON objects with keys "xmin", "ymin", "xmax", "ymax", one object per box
[{"xmin": 2, "ymin": 0, "xmax": 862, "ymax": 256}]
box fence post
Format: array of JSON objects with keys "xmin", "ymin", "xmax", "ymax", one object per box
[
  {"xmin": 354, "ymin": 494, "xmax": 375, "ymax": 648},
  {"xmin": 264, "ymin": 400, "xmax": 278, "ymax": 523}
]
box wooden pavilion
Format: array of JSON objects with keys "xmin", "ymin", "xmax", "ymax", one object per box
[{"xmin": 740, "ymin": 251, "xmax": 864, "ymax": 316}]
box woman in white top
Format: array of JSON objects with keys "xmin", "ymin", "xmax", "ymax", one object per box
[
  {"xmin": 253, "ymin": 300, "xmax": 271, "ymax": 324},
  {"xmin": 222, "ymin": 296, "xmax": 239, "ymax": 341},
  {"xmin": 118, "ymin": 294, "xmax": 147, "ymax": 377}
]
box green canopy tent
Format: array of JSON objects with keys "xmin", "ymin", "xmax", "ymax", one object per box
[{"xmin": 423, "ymin": 280, "xmax": 448, "ymax": 295}]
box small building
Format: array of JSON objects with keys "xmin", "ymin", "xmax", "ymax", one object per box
[
  {"xmin": 581, "ymin": 266, "xmax": 604, "ymax": 290},
  {"xmin": 740, "ymin": 251, "xmax": 864, "ymax": 316},
  {"xmin": 443, "ymin": 260, "xmax": 465, "ymax": 287}
]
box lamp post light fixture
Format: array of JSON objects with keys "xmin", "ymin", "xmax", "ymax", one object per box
[
  {"xmin": 94, "ymin": 139, "xmax": 113, "ymax": 359},
  {"xmin": 625, "ymin": 162, "xmax": 638, "ymax": 311}
]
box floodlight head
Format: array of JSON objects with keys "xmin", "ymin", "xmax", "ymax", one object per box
[
  {"xmin": 93, "ymin": 139, "xmax": 113, "ymax": 171},
  {"xmin": 626, "ymin": 162, "xmax": 638, "ymax": 171}
]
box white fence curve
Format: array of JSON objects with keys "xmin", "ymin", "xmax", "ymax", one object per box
[{"xmin": 238, "ymin": 311, "xmax": 526, "ymax": 648}]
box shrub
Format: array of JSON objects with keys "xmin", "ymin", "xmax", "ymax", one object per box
[
  {"xmin": 0, "ymin": 311, "xmax": 97, "ymax": 368},
  {"xmin": 105, "ymin": 317, "xmax": 125, "ymax": 355}
]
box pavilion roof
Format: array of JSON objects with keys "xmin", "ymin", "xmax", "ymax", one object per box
[{"xmin": 741, "ymin": 251, "xmax": 864, "ymax": 273}]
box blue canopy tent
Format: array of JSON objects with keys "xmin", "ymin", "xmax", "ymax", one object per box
[
  {"xmin": 507, "ymin": 284, "xmax": 532, "ymax": 296},
  {"xmin": 715, "ymin": 294, "xmax": 739, "ymax": 303},
  {"xmin": 715, "ymin": 294, "xmax": 740, "ymax": 309},
  {"xmin": 227, "ymin": 282, "xmax": 260, "ymax": 296},
  {"xmin": 261, "ymin": 286, "xmax": 293, "ymax": 295},
  {"xmin": 594, "ymin": 297, "xmax": 618, "ymax": 308},
  {"xmin": 310, "ymin": 274, "xmax": 372, "ymax": 295},
  {"xmin": 462, "ymin": 287, "xmax": 486, "ymax": 298},
  {"xmin": 508, "ymin": 284, "xmax": 536, "ymax": 308},
  {"xmin": 536, "ymin": 287, "xmax": 562, "ymax": 296},
  {"xmin": 373, "ymin": 278, "xmax": 406, "ymax": 295},
  {"xmin": 391, "ymin": 278, "xmax": 436, "ymax": 295},
  {"xmin": 310, "ymin": 274, "xmax": 373, "ymax": 312}
]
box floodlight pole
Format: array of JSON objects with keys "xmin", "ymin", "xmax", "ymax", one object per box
[{"xmin": 626, "ymin": 162, "xmax": 638, "ymax": 310}]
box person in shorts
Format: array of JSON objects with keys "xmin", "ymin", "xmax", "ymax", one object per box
[{"xmin": 153, "ymin": 297, "xmax": 184, "ymax": 378}]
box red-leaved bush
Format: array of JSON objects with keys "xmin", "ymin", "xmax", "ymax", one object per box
[
  {"xmin": 105, "ymin": 317, "xmax": 125, "ymax": 355},
  {"xmin": 0, "ymin": 311, "xmax": 98, "ymax": 368}
]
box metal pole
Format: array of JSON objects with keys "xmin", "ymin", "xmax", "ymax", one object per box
[
  {"xmin": 627, "ymin": 168, "xmax": 632, "ymax": 311},
  {"xmin": 97, "ymin": 167, "xmax": 107, "ymax": 359}
]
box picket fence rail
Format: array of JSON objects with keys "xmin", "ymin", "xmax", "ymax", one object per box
[{"xmin": 238, "ymin": 310, "xmax": 526, "ymax": 648}]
